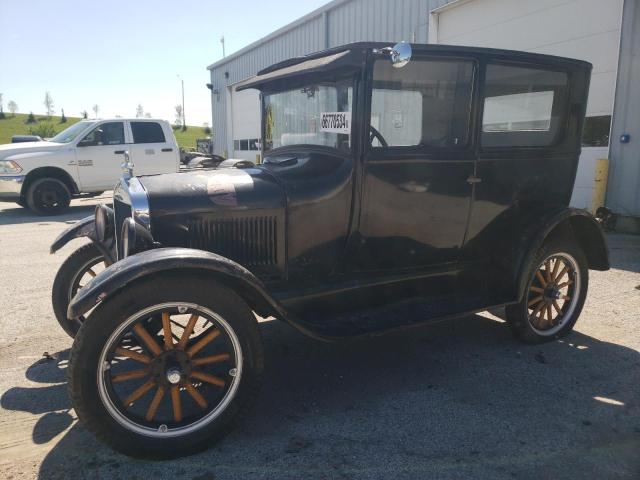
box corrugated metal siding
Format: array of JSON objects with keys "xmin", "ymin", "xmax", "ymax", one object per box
[{"xmin": 209, "ymin": 0, "xmax": 457, "ymax": 155}]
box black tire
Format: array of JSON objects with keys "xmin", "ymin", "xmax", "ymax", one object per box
[
  {"xmin": 16, "ymin": 198, "xmax": 27, "ymax": 208},
  {"xmin": 26, "ymin": 177, "xmax": 71, "ymax": 215},
  {"xmin": 68, "ymin": 273, "xmax": 264, "ymax": 459},
  {"xmin": 52, "ymin": 243, "xmax": 104, "ymax": 338},
  {"xmin": 505, "ymin": 238, "xmax": 589, "ymax": 344}
]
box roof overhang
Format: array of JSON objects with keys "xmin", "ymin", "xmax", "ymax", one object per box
[{"xmin": 234, "ymin": 50, "xmax": 357, "ymax": 92}]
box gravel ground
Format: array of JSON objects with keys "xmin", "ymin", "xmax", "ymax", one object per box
[{"xmin": 0, "ymin": 196, "xmax": 639, "ymax": 480}]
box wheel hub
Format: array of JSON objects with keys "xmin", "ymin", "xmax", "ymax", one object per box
[{"xmin": 149, "ymin": 349, "xmax": 192, "ymax": 386}]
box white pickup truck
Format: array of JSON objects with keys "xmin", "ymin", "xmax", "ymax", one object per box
[{"xmin": 0, "ymin": 118, "xmax": 180, "ymax": 214}]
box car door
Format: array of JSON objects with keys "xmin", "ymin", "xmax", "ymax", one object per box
[
  {"xmin": 350, "ymin": 54, "xmax": 477, "ymax": 272},
  {"xmin": 127, "ymin": 121, "xmax": 177, "ymax": 176},
  {"xmin": 75, "ymin": 121, "xmax": 127, "ymax": 191}
]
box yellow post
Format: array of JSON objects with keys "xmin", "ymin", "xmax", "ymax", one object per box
[
  {"xmin": 223, "ymin": 149, "xmax": 228, "ymax": 159},
  {"xmin": 590, "ymin": 158, "xmax": 609, "ymax": 215},
  {"xmin": 256, "ymin": 153, "xmax": 261, "ymax": 165}
]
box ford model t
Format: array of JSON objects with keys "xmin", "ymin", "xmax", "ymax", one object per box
[{"xmin": 50, "ymin": 42, "xmax": 609, "ymax": 458}]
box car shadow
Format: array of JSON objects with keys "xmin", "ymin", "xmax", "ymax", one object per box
[
  {"xmin": 2, "ymin": 314, "xmax": 639, "ymax": 479},
  {"xmin": 607, "ymin": 233, "xmax": 640, "ymax": 274},
  {"xmin": 0, "ymin": 194, "xmax": 111, "ymax": 226}
]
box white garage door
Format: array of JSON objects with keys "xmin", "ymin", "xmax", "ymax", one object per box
[
  {"xmin": 430, "ymin": 0, "xmax": 624, "ymax": 210},
  {"xmin": 230, "ymin": 87, "xmax": 261, "ymax": 161}
]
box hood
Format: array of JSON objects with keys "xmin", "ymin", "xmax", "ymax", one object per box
[
  {"xmin": 139, "ymin": 166, "xmax": 286, "ymax": 219},
  {"xmin": 0, "ymin": 141, "xmax": 65, "ymax": 158}
]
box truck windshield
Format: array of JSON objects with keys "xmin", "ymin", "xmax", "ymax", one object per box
[
  {"xmin": 49, "ymin": 121, "xmax": 93, "ymax": 143},
  {"xmin": 263, "ymin": 79, "xmax": 353, "ymax": 152}
]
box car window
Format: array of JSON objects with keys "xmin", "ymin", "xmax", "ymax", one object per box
[
  {"xmin": 80, "ymin": 122, "xmax": 125, "ymax": 146},
  {"xmin": 131, "ymin": 122, "xmax": 166, "ymax": 144},
  {"xmin": 370, "ymin": 57, "xmax": 474, "ymax": 149},
  {"xmin": 481, "ymin": 64, "xmax": 568, "ymax": 148}
]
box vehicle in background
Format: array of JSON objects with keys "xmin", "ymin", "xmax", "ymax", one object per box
[
  {"xmin": 0, "ymin": 119, "xmax": 180, "ymax": 214},
  {"xmin": 11, "ymin": 135, "xmax": 43, "ymax": 143}
]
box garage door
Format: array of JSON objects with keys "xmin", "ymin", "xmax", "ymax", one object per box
[
  {"xmin": 430, "ymin": 0, "xmax": 624, "ymax": 210},
  {"xmin": 231, "ymin": 87, "xmax": 261, "ymax": 161}
]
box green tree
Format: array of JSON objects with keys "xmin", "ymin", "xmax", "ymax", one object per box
[
  {"xmin": 26, "ymin": 112, "xmax": 37, "ymax": 124},
  {"xmin": 60, "ymin": 108, "xmax": 67, "ymax": 123}
]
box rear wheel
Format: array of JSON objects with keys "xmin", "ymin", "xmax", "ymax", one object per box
[
  {"xmin": 68, "ymin": 274, "xmax": 263, "ymax": 458},
  {"xmin": 506, "ymin": 239, "xmax": 588, "ymax": 344},
  {"xmin": 52, "ymin": 243, "xmax": 105, "ymax": 338},
  {"xmin": 26, "ymin": 177, "xmax": 71, "ymax": 215}
]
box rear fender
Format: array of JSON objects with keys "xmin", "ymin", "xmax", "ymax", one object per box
[
  {"xmin": 67, "ymin": 248, "xmax": 291, "ymax": 324},
  {"xmin": 514, "ymin": 208, "xmax": 609, "ymax": 301}
]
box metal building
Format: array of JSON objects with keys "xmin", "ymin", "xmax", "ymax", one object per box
[{"xmin": 208, "ymin": 0, "xmax": 640, "ymax": 228}]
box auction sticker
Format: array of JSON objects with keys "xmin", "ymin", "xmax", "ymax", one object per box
[{"xmin": 320, "ymin": 112, "xmax": 351, "ymax": 134}]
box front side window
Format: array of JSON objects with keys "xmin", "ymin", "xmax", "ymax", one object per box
[
  {"xmin": 263, "ymin": 79, "xmax": 353, "ymax": 152},
  {"xmin": 51, "ymin": 121, "xmax": 93, "ymax": 143},
  {"xmin": 80, "ymin": 122, "xmax": 125, "ymax": 146},
  {"xmin": 370, "ymin": 57, "xmax": 474, "ymax": 149},
  {"xmin": 131, "ymin": 122, "xmax": 166, "ymax": 144},
  {"xmin": 482, "ymin": 64, "xmax": 568, "ymax": 148}
]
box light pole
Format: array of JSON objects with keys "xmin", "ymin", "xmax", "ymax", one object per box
[
  {"xmin": 177, "ymin": 74, "xmax": 186, "ymax": 129},
  {"xmin": 220, "ymin": 36, "xmax": 226, "ymax": 58}
]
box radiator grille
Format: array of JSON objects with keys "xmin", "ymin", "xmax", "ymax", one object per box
[{"xmin": 187, "ymin": 216, "xmax": 278, "ymax": 267}]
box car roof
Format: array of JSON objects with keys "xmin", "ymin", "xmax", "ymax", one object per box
[{"xmin": 258, "ymin": 41, "xmax": 593, "ymax": 76}]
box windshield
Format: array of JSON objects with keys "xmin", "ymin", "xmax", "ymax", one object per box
[
  {"xmin": 263, "ymin": 78, "xmax": 353, "ymax": 152},
  {"xmin": 49, "ymin": 121, "xmax": 93, "ymax": 143}
]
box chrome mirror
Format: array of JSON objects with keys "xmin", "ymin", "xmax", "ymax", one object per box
[
  {"xmin": 390, "ymin": 41, "xmax": 412, "ymax": 68},
  {"xmin": 121, "ymin": 151, "xmax": 134, "ymax": 179}
]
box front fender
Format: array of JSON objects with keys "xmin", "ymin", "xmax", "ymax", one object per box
[
  {"xmin": 67, "ymin": 248, "xmax": 290, "ymax": 322},
  {"xmin": 50, "ymin": 215, "xmax": 116, "ymax": 263},
  {"xmin": 50, "ymin": 215, "xmax": 96, "ymax": 253}
]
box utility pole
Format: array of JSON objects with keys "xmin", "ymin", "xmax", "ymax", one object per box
[
  {"xmin": 177, "ymin": 74, "xmax": 186, "ymax": 129},
  {"xmin": 220, "ymin": 36, "xmax": 226, "ymax": 58}
]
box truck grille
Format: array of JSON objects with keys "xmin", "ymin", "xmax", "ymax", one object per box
[{"xmin": 187, "ymin": 216, "xmax": 278, "ymax": 267}]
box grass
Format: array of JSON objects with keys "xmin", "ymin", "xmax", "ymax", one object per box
[{"xmin": 0, "ymin": 113, "xmax": 209, "ymax": 149}]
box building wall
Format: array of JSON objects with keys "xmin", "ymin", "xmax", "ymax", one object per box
[
  {"xmin": 209, "ymin": 0, "xmax": 452, "ymax": 157},
  {"xmin": 608, "ymin": 0, "xmax": 640, "ymax": 218}
]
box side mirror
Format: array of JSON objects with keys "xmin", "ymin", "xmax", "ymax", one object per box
[
  {"xmin": 390, "ymin": 41, "xmax": 412, "ymax": 68},
  {"xmin": 77, "ymin": 140, "xmax": 96, "ymax": 147}
]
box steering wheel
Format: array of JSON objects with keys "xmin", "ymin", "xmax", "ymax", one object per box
[{"xmin": 369, "ymin": 125, "xmax": 388, "ymax": 148}]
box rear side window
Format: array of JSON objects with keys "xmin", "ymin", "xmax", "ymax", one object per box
[
  {"xmin": 482, "ymin": 64, "xmax": 568, "ymax": 148},
  {"xmin": 131, "ymin": 122, "xmax": 166, "ymax": 144}
]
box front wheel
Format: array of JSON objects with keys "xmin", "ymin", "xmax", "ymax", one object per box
[
  {"xmin": 26, "ymin": 177, "xmax": 71, "ymax": 215},
  {"xmin": 505, "ymin": 239, "xmax": 589, "ymax": 344},
  {"xmin": 68, "ymin": 274, "xmax": 264, "ymax": 458},
  {"xmin": 52, "ymin": 243, "xmax": 106, "ymax": 338}
]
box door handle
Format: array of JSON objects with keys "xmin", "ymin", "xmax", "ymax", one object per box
[
  {"xmin": 114, "ymin": 150, "xmax": 126, "ymax": 154},
  {"xmin": 161, "ymin": 148, "xmax": 173, "ymax": 152},
  {"xmin": 467, "ymin": 175, "xmax": 482, "ymax": 184}
]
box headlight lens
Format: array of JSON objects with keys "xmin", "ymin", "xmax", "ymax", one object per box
[
  {"xmin": 121, "ymin": 217, "xmax": 137, "ymax": 259},
  {"xmin": 95, "ymin": 204, "xmax": 114, "ymax": 242},
  {"xmin": 0, "ymin": 160, "xmax": 23, "ymax": 174}
]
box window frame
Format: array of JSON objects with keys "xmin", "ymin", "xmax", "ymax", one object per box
[
  {"xmin": 478, "ymin": 60, "xmax": 572, "ymax": 152},
  {"xmin": 365, "ymin": 53, "xmax": 479, "ymax": 158}
]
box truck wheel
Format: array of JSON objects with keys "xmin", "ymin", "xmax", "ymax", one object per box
[
  {"xmin": 26, "ymin": 177, "xmax": 71, "ymax": 215},
  {"xmin": 52, "ymin": 243, "xmax": 105, "ymax": 338},
  {"xmin": 505, "ymin": 239, "xmax": 588, "ymax": 344},
  {"xmin": 68, "ymin": 273, "xmax": 264, "ymax": 459}
]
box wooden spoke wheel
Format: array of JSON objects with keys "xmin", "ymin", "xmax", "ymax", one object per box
[
  {"xmin": 97, "ymin": 303, "xmax": 242, "ymax": 437},
  {"xmin": 525, "ymin": 252, "xmax": 581, "ymax": 336},
  {"xmin": 505, "ymin": 240, "xmax": 588, "ymax": 344},
  {"xmin": 52, "ymin": 243, "xmax": 107, "ymax": 338}
]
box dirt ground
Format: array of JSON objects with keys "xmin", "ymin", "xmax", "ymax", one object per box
[{"xmin": 0, "ymin": 196, "xmax": 639, "ymax": 479}]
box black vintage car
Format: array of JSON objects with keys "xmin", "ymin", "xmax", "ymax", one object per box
[{"xmin": 50, "ymin": 42, "xmax": 609, "ymax": 458}]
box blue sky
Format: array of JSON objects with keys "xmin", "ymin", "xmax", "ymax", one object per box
[{"xmin": 0, "ymin": 0, "xmax": 329, "ymax": 125}]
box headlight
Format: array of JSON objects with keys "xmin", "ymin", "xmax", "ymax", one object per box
[
  {"xmin": 0, "ymin": 160, "xmax": 23, "ymax": 174},
  {"xmin": 95, "ymin": 204, "xmax": 114, "ymax": 242},
  {"xmin": 121, "ymin": 217, "xmax": 137, "ymax": 259}
]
